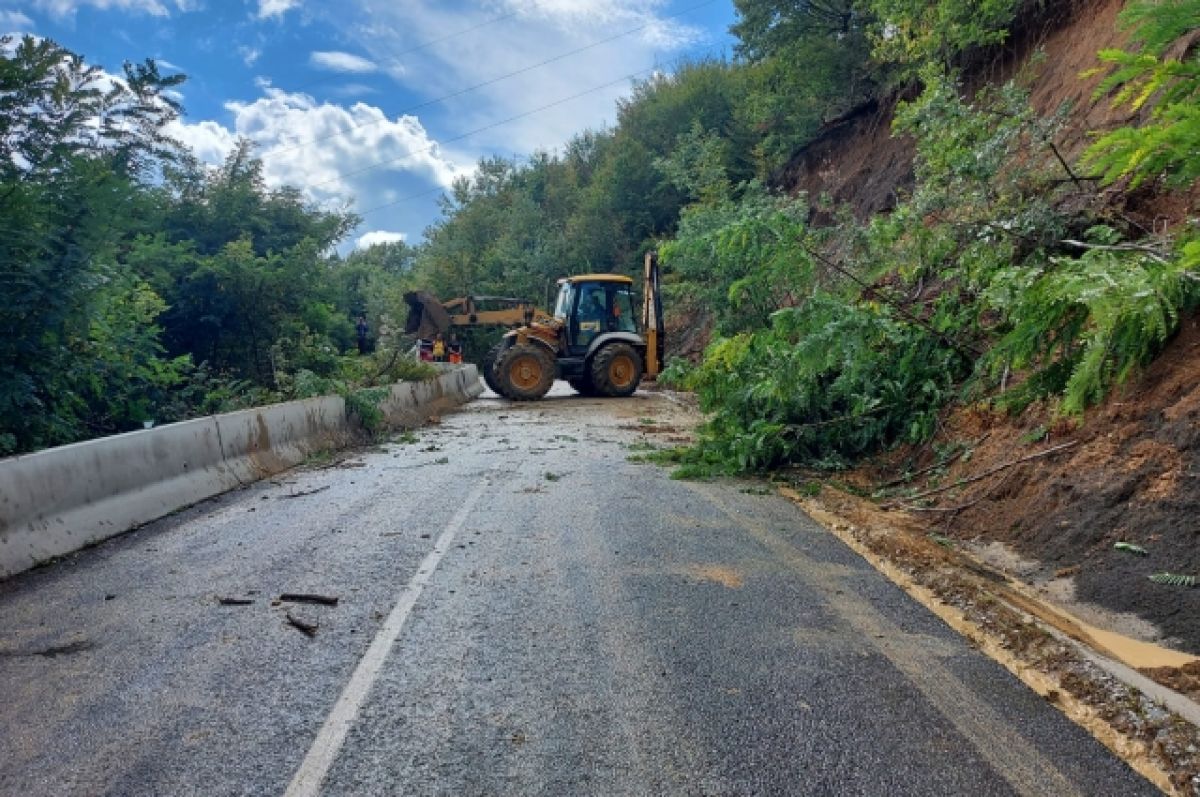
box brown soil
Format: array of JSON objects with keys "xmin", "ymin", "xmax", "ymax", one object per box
[
  {"xmin": 1145, "ymin": 660, "xmax": 1200, "ymax": 705},
  {"xmin": 776, "ymin": 98, "xmax": 915, "ymax": 223},
  {"xmin": 663, "ymin": 292, "xmax": 713, "ymax": 364},
  {"xmin": 862, "ymin": 314, "xmax": 1200, "ymax": 654}
]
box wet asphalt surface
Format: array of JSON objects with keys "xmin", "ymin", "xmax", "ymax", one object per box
[{"xmin": 0, "ymin": 385, "xmax": 1159, "ymax": 796}]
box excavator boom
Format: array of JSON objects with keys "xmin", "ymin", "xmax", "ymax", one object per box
[{"xmin": 404, "ymin": 292, "xmax": 552, "ymax": 339}]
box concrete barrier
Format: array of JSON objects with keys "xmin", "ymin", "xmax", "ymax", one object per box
[
  {"xmin": 380, "ymin": 364, "xmax": 484, "ymax": 427},
  {"xmin": 215, "ymin": 395, "xmax": 350, "ymax": 484},
  {"xmin": 0, "ymin": 366, "xmax": 483, "ymax": 579}
]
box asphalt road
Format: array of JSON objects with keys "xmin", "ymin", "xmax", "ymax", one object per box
[{"xmin": 0, "ymin": 385, "xmax": 1158, "ymax": 796}]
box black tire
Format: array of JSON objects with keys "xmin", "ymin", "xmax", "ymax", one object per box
[
  {"xmin": 482, "ymin": 340, "xmax": 509, "ymax": 396},
  {"xmin": 567, "ymin": 375, "xmax": 599, "ymax": 396},
  {"xmin": 495, "ymin": 342, "xmax": 556, "ymax": 401},
  {"xmin": 589, "ymin": 342, "xmax": 643, "ymax": 398}
]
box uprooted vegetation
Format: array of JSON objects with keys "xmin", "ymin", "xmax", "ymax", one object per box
[{"xmin": 645, "ymin": 0, "xmax": 1200, "ymax": 653}]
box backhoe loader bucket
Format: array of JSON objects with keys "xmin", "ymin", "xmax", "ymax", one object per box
[{"xmin": 404, "ymin": 291, "xmax": 452, "ymax": 340}]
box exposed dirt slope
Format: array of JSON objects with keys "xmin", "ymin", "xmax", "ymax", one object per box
[
  {"xmin": 869, "ymin": 314, "xmax": 1200, "ymax": 652},
  {"xmin": 769, "ymin": 0, "xmax": 1200, "ymax": 656},
  {"xmin": 778, "ymin": 0, "xmax": 1135, "ymax": 218}
]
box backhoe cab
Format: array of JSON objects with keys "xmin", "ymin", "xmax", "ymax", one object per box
[{"xmin": 487, "ymin": 252, "xmax": 664, "ymax": 401}]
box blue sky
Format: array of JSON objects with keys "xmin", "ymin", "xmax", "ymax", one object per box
[{"xmin": 0, "ymin": 0, "xmax": 738, "ymax": 249}]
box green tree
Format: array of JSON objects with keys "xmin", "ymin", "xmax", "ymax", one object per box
[{"xmin": 0, "ymin": 36, "xmax": 187, "ymax": 453}]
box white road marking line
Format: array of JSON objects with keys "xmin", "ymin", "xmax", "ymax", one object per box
[{"xmin": 283, "ymin": 476, "xmax": 491, "ymax": 797}]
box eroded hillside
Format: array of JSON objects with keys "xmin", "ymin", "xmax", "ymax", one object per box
[{"xmin": 762, "ymin": 0, "xmax": 1200, "ymax": 654}]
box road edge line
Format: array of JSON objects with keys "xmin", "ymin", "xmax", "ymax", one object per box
[{"xmin": 778, "ymin": 486, "xmax": 1177, "ymax": 795}]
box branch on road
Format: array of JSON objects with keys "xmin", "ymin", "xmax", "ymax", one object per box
[
  {"xmin": 285, "ymin": 612, "xmax": 319, "ymax": 638},
  {"xmin": 277, "ymin": 485, "xmax": 331, "ymax": 499},
  {"xmin": 279, "ymin": 593, "xmax": 340, "ymax": 606}
]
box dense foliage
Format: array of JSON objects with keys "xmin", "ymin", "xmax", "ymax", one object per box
[
  {"xmin": 0, "ymin": 36, "xmax": 423, "ymax": 454},
  {"xmin": 1084, "ymin": 0, "xmax": 1200, "ymax": 188}
]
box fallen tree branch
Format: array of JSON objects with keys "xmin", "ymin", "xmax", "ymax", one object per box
[
  {"xmin": 1061, "ymin": 239, "xmax": 1170, "ymax": 263},
  {"xmin": 217, "ymin": 597, "xmax": 254, "ymax": 606},
  {"xmin": 285, "ymin": 612, "xmax": 318, "ymax": 638},
  {"xmin": 800, "ymin": 241, "xmax": 984, "ymax": 360},
  {"xmin": 883, "ymin": 440, "xmax": 1079, "ymax": 509},
  {"xmin": 277, "ymin": 485, "xmax": 331, "ymax": 499},
  {"xmin": 1048, "ymin": 141, "xmax": 1084, "ymax": 188},
  {"xmin": 279, "ymin": 593, "xmax": 340, "ymax": 606},
  {"xmin": 783, "ymin": 405, "xmax": 890, "ymax": 434},
  {"xmin": 878, "ymin": 433, "xmax": 992, "ymax": 489}
]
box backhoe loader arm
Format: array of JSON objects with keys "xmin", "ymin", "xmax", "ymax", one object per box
[
  {"xmin": 642, "ymin": 251, "xmax": 664, "ymax": 379},
  {"xmin": 404, "ymin": 291, "xmax": 552, "ymax": 339}
]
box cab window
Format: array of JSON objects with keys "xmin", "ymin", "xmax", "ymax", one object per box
[
  {"xmin": 611, "ymin": 287, "xmax": 637, "ymax": 333},
  {"xmin": 553, "ymin": 283, "xmax": 575, "ymax": 320},
  {"xmin": 575, "ymin": 283, "xmax": 607, "ymax": 346}
]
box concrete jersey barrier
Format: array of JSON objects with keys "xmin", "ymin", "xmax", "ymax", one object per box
[{"xmin": 0, "ymin": 365, "xmax": 483, "ymax": 579}]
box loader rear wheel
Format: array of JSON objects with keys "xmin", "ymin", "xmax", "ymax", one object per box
[
  {"xmin": 496, "ymin": 342, "xmax": 555, "ymax": 401},
  {"xmin": 482, "ymin": 341, "xmax": 509, "ymax": 397},
  {"xmin": 590, "ymin": 343, "xmax": 642, "ymax": 398}
]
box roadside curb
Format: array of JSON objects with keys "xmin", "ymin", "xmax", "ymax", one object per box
[
  {"xmin": 0, "ymin": 366, "xmax": 483, "ymax": 580},
  {"xmin": 780, "ymin": 485, "xmax": 1197, "ymax": 794}
]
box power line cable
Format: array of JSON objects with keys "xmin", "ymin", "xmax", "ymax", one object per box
[
  {"xmin": 311, "ymin": 65, "xmax": 659, "ymax": 193},
  {"xmin": 346, "ymin": 41, "xmax": 733, "ymax": 221},
  {"xmin": 258, "ymin": 10, "xmax": 521, "ymax": 99},
  {"xmin": 259, "ymin": 0, "xmax": 719, "ymax": 161}
]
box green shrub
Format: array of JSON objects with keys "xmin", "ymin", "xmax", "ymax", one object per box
[
  {"xmin": 1083, "ymin": 0, "xmax": 1200, "ymax": 188},
  {"xmin": 989, "ymin": 227, "xmax": 1200, "ymax": 413},
  {"xmin": 671, "ymin": 294, "xmax": 967, "ymax": 474}
]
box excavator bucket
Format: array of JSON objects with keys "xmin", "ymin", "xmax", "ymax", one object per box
[{"xmin": 404, "ymin": 291, "xmax": 452, "ymax": 340}]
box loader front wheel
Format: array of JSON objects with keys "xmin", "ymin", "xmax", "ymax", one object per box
[
  {"xmin": 590, "ymin": 343, "xmax": 642, "ymax": 398},
  {"xmin": 496, "ymin": 343, "xmax": 556, "ymax": 401}
]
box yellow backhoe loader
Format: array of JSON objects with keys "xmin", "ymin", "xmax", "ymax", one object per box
[
  {"xmin": 404, "ymin": 252, "xmax": 664, "ymax": 401},
  {"xmin": 402, "ymin": 292, "xmax": 554, "ymax": 340},
  {"xmin": 486, "ymin": 252, "xmax": 664, "ymax": 400}
]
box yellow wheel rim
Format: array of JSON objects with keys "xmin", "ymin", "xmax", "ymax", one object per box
[
  {"xmin": 510, "ymin": 354, "xmax": 545, "ymax": 391},
  {"xmin": 608, "ymin": 354, "xmax": 636, "ymax": 389}
]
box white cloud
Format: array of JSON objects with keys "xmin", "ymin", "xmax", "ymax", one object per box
[
  {"xmin": 342, "ymin": 0, "xmax": 703, "ymax": 155},
  {"xmin": 502, "ymin": 0, "xmax": 696, "ymax": 45},
  {"xmin": 309, "ymin": 50, "xmax": 377, "ymax": 74},
  {"xmin": 0, "ymin": 10, "xmax": 34, "ymax": 28},
  {"xmin": 356, "ymin": 230, "xmax": 406, "ymax": 249},
  {"xmin": 333, "ymin": 83, "xmax": 378, "ymax": 98},
  {"xmin": 171, "ymin": 87, "xmax": 466, "ymax": 203},
  {"xmin": 256, "ymin": 0, "xmax": 298, "ymax": 20},
  {"xmin": 165, "ymin": 117, "xmax": 237, "ymax": 164},
  {"xmin": 238, "ymin": 45, "xmax": 261, "ymax": 66},
  {"xmin": 29, "ymin": 0, "xmax": 195, "ymax": 18}
]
